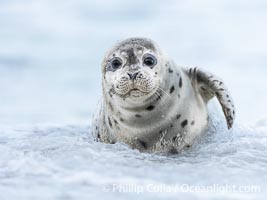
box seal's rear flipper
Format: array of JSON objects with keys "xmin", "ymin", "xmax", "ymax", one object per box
[{"xmin": 185, "ymin": 67, "xmax": 235, "ymax": 129}]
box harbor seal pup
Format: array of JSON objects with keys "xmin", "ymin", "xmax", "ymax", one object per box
[{"xmin": 92, "ymin": 37, "xmax": 235, "ymax": 153}]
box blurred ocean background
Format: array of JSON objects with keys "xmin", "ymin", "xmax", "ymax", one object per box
[{"xmin": 0, "ymin": 0, "xmax": 267, "ymax": 199}]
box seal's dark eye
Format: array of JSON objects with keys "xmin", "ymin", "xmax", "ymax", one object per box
[
  {"xmin": 112, "ymin": 59, "xmax": 122, "ymax": 69},
  {"xmin": 108, "ymin": 58, "xmax": 122, "ymax": 71},
  {"xmin": 143, "ymin": 54, "xmax": 157, "ymax": 68}
]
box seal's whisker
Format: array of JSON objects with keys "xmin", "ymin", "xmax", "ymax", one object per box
[
  {"xmin": 158, "ymin": 87, "xmax": 171, "ymax": 98},
  {"xmin": 154, "ymin": 91, "xmax": 164, "ymax": 102}
]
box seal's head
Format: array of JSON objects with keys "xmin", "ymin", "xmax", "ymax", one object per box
[{"xmin": 102, "ymin": 38, "xmax": 166, "ymax": 105}]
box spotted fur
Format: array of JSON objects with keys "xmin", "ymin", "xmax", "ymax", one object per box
[{"xmin": 185, "ymin": 67, "xmax": 235, "ymax": 129}]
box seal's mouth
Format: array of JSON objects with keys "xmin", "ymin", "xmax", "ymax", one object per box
[
  {"xmin": 118, "ymin": 86, "xmax": 158, "ymax": 100},
  {"xmin": 115, "ymin": 88, "xmax": 150, "ymax": 99},
  {"xmin": 128, "ymin": 89, "xmax": 146, "ymax": 97}
]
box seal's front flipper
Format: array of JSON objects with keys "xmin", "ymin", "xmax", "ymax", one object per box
[{"xmin": 185, "ymin": 67, "xmax": 235, "ymax": 129}]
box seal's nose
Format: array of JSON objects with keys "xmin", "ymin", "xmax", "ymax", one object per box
[{"xmin": 127, "ymin": 72, "xmax": 139, "ymax": 80}]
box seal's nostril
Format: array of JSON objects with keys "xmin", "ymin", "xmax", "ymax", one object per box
[{"xmin": 127, "ymin": 72, "xmax": 139, "ymax": 80}]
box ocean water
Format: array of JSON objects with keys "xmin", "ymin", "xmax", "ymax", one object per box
[{"xmin": 0, "ymin": 0, "xmax": 267, "ymax": 199}]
